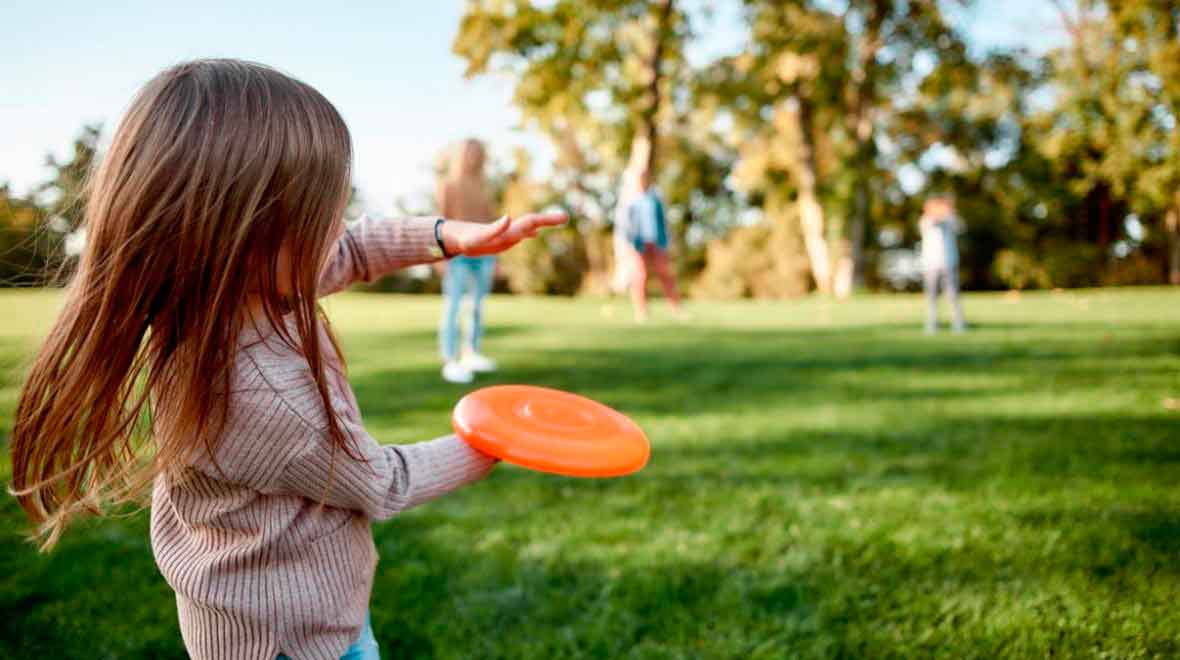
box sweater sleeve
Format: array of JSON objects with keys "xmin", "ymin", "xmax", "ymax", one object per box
[
  {"xmin": 271, "ymin": 410, "xmax": 497, "ymax": 519},
  {"xmin": 317, "ymin": 215, "xmax": 441, "ymax": 296},
  {"xmin": 200, "ymin": 355, "xmax": 496, "ymax": 518}
]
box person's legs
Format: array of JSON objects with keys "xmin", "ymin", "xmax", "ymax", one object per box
[
  {"xmin": 467, "ymin": 256, "xmax": 496, "ymax": 354},
  {"xmin": 630, "ymin": 246, "xmax": 649, "ymax": 322},
  {"xmin": 462, "ymin": 256, "xmax": 498, "ymax": 372},
  {"xmin": 455, "ymin": 260, "xmax": 477, "ymax": 352},
  {"xmin": 924, "ymin": 267, "xmax": 941, "ymax": 333},
  {"xmin": 648, "ymin": 247, "xmax": 682, "ymax": 311},
  {"xmin": 439, "ymin": 259, "xmax": 469, "ymax": 362},
  {"xmin": 440, "ymin": 259, "xmax": 475, "ymax": 383},
  {"xmin": 946, "ymin": 265, "xmax": 967, "ymax": 331}
]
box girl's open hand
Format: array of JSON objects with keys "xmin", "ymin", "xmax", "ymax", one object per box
[{"xmin": 441, "ymin": 212, "xmax": 568, "ymax": 257}]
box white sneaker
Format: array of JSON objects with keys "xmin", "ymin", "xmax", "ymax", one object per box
[
  {"xmin": 462, "ymin": 352, "xmax": 497, "ymax": 373},
  {"xmin": 441, "ymin": 361, "xmax": 474, "ymax": 384}
]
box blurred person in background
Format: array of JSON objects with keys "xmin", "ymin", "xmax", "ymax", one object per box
[
  {"xmin": 437, "ymin": 138, "xmax": 499, "ymax": 383},
  {"xmin": 613, "ymin": 166, "xmax": 683, "ymax": 323},
  {"xmin": 920, "ymin": 193, "xmax": 967, "ymax": 333}
]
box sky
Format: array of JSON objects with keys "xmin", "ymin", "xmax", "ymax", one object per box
[{"xmin": 1, "ymin": 1, "xmax": 1067, "ymax": 217}]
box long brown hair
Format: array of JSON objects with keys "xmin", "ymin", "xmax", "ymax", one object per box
[{"xmin": 10, "ymin": 59, "xmax": 354, "ymax": 550}]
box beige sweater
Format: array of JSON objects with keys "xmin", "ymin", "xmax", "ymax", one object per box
[{"xmin": 150, "ymin": 216, "xmax": 497, "ymax": 660}]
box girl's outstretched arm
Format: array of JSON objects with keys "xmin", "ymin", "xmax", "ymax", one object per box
[
  {"xmin": 187, "ymin": 342, "xmax": 499, "ymax": 521},
  {"xmin": 317, "ymin": 216, "xmax": 442, "ymax": 296},
  {"xmin": 275, "ymin": 420, "xmax": 497, "ymax": 520},
  {"xmin": 317, "ymin": 212, "xmax": 567, "ymax": 296},
  {"xmin": 201, "ymin": 374, "xmax": 497, "ymax": 519}
]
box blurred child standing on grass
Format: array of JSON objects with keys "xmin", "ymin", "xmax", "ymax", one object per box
[
  {"xmin": 920, "ymin": 193, "xmax": 967, "ymax": 333},
  {"xmin": 8, "ymin": 59, "xmax": 563, "ymax": 660},
  {"xmin": 614, "ymin": 166, "xmax": 683, "ymax": 323}
]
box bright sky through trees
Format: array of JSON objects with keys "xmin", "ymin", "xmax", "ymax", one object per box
[{"xmin": 1, "ymin": 1, "xmax": 1064, "ymax": 216}]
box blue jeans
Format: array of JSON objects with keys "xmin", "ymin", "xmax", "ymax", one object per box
[
  {"xmin": 277, "ymin": 612, "xmax": 379, "ymax": 659},
  {"xmin": 924, "ymin": 266, "xmax": 965, "ymax": 329},
  {"xmin": 440, "ymin": 255, "xmax": 496, "ymax": 361}
]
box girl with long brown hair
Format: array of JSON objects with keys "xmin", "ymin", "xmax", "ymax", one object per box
[{"xmin": 8, "ymin": 59, "xmax": 564, "ymax": 660}]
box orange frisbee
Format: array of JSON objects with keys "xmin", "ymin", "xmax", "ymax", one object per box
[{"xmin": 452, "ymin": 385, "xmax": 649, "ymax": 478}]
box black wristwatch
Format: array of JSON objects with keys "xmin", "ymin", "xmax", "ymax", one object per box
[{"xmin": 432, "ymin": 218, "xmax": 451, "ymax": 259}]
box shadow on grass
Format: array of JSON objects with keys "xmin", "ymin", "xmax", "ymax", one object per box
[
  {"xmin": 347, "ymin": 320, "xmax": 1179, "ymax": 422},
  {"xmin": 3, "ymin": 319, "xmax": 1180, "ymax": 657},
  {"xmin": 340, "ymin": 323, "xmax": 534, "ymax": 353},
  {"xmin": 364, "ymin": 469, "xmax": 1180, "ymax": 659},
  {"xmin": 654, "ymin": 410, "xmax": 1180, "ymax": 468}
]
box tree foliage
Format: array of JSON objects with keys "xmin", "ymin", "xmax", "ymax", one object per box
[
  {"xmin": 7, "ymin": 3, "xmax": 1180, "ymax": 293},
  {"xmin": 455, "ymin": 0, "xmax": 730, "ymax": 292},
  {"xmin": 0, "ymin": 124, "xmax": 99, "ymax": 286}
]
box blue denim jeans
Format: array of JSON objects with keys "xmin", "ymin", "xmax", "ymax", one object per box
[
  {"xmin": 924, "ymin": 266, "xmax": 966, "ymax": 330},
  {"xmin": 440, "ymin": 255, "xmax": 496, "ymax": 361},
  {"xmin": 277, "ymin": 612, "xmax": 379, "ymax": 660}
]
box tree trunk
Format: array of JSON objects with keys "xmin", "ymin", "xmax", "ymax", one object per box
[
  {"xmin": 610, "ymin": 0, "xmax": 674, "ymax": 295},
  {"xmin": 833, "ymin": 170, "xmax": 867, "ymax": 299},
  {"xmin": 1168, "ymin": 201, "xmax": 1180, "ymax": 285},
  {"xmin": 569, "ymin": 175, "xmax": 614, "ymax": 294},
  {"xmin": 1098, "ymin": 186, "xmax": 1112, "ymax": 247},
  {"xmin": 640, "ymin": 0, "xmax": 675, "ymax": 175},
  {"xmin": 847, "ymin": 181, "xmax": 868, "ymax": 288},
  {"xmin": 783, "ymin": 96, "xmax": 833, "ymax": 294},
  {"xmin": 832, "ymin": 249, "xmax": 854, "ymax": 299},
  {"xmin": 837, "ymin": 0, "xmax": 885, "ymax": 298},
  {"xmin": 619, "ymin": 0, "xmax": 674, "ymax": 188},
  {"xmin": 619, "ymin": 0, "xmax": 674, "ymax": 228},
  {"xmin": 580, "ymin": 225, "xmax": 614, "ymax": 294}
]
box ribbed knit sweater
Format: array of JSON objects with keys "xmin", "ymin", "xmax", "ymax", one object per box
[{"xmin": 149, "ymin": 216, "xmax": 497, "ymax": 660}]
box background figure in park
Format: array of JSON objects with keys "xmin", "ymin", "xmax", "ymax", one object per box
[
  {"xmin": 613, "ymin": 166, "xmax": 682, "ymax": 322},
  {"xmin": 437, "ymin": 138, "xmax": 498, "ymax": 383},
  {"xmin": 920, "ymin": 193, "xmax": 967, "ymax": 333}
]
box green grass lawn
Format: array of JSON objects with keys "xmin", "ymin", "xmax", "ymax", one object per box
[{"xmin": 2, "ymin": 287, "xmax": 1180, "ymax": 658}]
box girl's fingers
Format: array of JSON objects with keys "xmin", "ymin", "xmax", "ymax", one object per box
[
  {"xmin": 456, "ymin": 217, "xmax": 506, "ymax": 254},
  {"xmin": 465, "ymin": 216, "xmax": 509, "ymax": 251},
  {"xmin": 486, "ymin": 215, "xmax": 512, "ymax": 238},
  {"xmin": 458, "ymin": 212, "xmax": 563, "ymax": 255},
  {"xmin": 519, "ymin": 211, "xmax": 568, "ymax": 230}
]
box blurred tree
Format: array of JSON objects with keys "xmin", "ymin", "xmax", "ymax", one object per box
[
  {"xmin": 1099, "ymin": 0, "xmax": 1180, "ymax": 283},
  {"xmin": 454, "ymin": 0, "xmax": 727, "ymax": 293},
  {"xmin": 909, "ymin": 45, "xmax": 1072, "ymax": 290},
  {"xmin": 450, "ymin": 0, "xmax": 1179, "ymax": 296},
  {"xmin": 1005, "ymin": 0, "xmax": 1180, "ymax": 288},
  {"xmin": 38, "ymin": 123, "xmax": 101, "ymax": 233},
  {"xmin": 498, "ymin": 147, "xmax": 589, "ymax": 294},
  {"xmin": 714, "ymin": 0, "xmax": 974, "ymax": 297},
  {"xmin": 692, "ymin": 197, "xmax": 811, "ymax": 299},
  {"xmin": 0, "ymin": 124, "xmax": 100, "ymax": 286},
  {"xmin": 1031, "ymin": 1, "xmax": 1127, "ymax": 262},
  {"xmin": 0, "ymin": 184, "xmax": 50, "ymax": 286}
]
